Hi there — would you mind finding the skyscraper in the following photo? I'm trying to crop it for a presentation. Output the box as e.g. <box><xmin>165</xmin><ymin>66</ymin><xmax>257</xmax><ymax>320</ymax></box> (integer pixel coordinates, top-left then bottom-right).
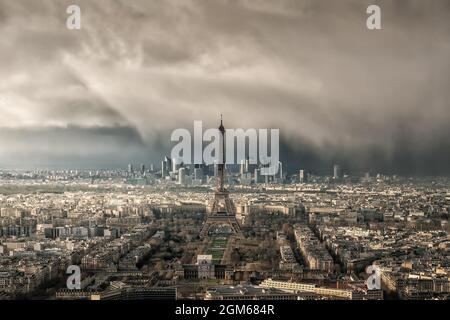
<box><xmin>179</xmin><ymin>167</ymin><xmax>186</xmax><ymax>186</ymax></box>
<box><xmin>161</xmin><ymin>156</ymin><xmax>172</xmax><ymax>178</ymax></box>
<box><xmin>161</xmin><ymin>160</ymin><xmax>166</xmax><ymax>178</ymax></box>
<box><xmin>299</xmin><ymin>170</ymin><xmax>305</xmax><ymax>183</ymax></box>
<box><xmin>278</xmin><ymin>161</ymin><xmax>283</xmax><ymax>181</ymax></box>
<box><xmin>254</xmin><ymin>168</ymin><xmax>260</xmax><ymax>184</ymax></box>
<box><xmin>172</xmin><ymin>158</ymin><xmax>180</xmax><ymax>173</ymax></box>
<box><xmin>333</xmin><ymin>164</ymin><xmax>341</xmax><ymax>179</ymax></box>
<box><xmin>240</xmin><ymin>159</ymin><xmax>245</xmax><ymax>176</ymax></box>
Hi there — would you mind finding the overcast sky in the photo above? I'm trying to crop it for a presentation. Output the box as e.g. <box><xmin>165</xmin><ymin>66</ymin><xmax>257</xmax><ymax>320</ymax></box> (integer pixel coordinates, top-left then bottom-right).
<box><xmin>0</xmin><ymin>0</ymin><xmax>449</xmax><ymax>174</ymax></box>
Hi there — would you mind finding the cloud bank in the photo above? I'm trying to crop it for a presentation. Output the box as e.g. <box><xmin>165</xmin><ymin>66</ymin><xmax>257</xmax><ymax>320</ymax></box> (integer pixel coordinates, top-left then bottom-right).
<box><xmin>0</xmin><ymin>0</ymin><xmax>449</xmax><ymax>174</ymax></box>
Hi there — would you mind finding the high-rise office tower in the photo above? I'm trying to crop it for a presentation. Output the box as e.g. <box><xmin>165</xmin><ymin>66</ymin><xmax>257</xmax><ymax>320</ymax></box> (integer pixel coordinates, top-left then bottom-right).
<box><xmin>299</xmin><ymin>170</ymin><xmax>305</xmax><ymax>183</ymax></box>
<box><xmin>254</xmin><ymin>168</ymin><xmax>260</xmax><ymax>184</ymax></box>
<box><xmin>164</xmin><ymin>156</ymin><xmax>172</xmax><ymax>167</ymax></box>
<box><xmin>161</xmin><ymin>156</ymin><xmax>172</xmax><ymax>178</ymax></box>
<box><xmin>161</xmin><ymin>160</ymin><xmax>166</xmax><ymax>178</ymax></box>
<box><xmin>172</xmin><ymin>158</ymin><xmax>180</xmax><ymax>173</ymax></box>
<box><xmin>278</xmin><ymin>161</ymin><xmax>283</xmax><ymax>181</ymax></box>
<box><xmin>245</xmin><ymin>157</ymin><xmax>250</xmax><ymax>173</ymax></box>
<box><xmin>333</xmin><ymin>164</ymin><xmax>341</xmax><ymax>179</ymax></box>
<box><xmin>140</xmin><ymin>164</ymin><xmax>145</xmax><ymax>174</ymax></box>
<box><xmin>240</xmin><ymin>159</ymin><xmax>245</xmax><ymax>176</ymax></box>
<box><xmin>179</xmin><ymin>167</ymin><xmax>186</xmax><ymax>186</ymax></box>
<box><xmin>128</xmin><ymin>163</ymin><xmax>133</xmax><ymax>174</ymax></box>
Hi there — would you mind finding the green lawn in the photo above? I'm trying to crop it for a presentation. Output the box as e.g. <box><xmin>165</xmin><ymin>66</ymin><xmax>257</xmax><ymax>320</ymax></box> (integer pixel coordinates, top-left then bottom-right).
<box><xmin>206</xmin><ymin>236</ymin><xmax>229</xmax><ymax>263</ymax></box>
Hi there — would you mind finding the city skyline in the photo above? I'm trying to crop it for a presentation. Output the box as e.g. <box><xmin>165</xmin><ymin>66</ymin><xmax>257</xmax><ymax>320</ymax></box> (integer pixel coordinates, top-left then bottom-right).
<box><xmin>0</xmin><ymin>0</ymin><xmax>450</xmax><ymax>175</ymax></box>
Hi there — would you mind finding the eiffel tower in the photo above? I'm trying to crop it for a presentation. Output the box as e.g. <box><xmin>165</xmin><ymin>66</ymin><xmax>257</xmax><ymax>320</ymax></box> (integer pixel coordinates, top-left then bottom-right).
<box><xmin>199</xmin><ymin>116</ymin><xmax>243</xmax><ymax>238</ymax></box>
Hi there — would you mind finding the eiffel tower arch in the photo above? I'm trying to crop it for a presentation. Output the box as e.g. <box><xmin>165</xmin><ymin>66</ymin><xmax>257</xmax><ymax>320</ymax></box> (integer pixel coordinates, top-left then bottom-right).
<box><xmin>199</xmin><ymin>191</ymin><xmax>243</xmax><ymax>238</ymax></box>
<box><xmin>199</xmin><ymin>116</ymin><xmax>243</xmax><ymax>239</ymax></box>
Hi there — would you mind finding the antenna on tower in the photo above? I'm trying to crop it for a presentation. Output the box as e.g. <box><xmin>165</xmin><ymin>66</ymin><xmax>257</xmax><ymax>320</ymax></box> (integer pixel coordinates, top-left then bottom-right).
<box><xmin>218</xmin><ymin>114</ymin><xmax>225</xmax><ymax>133</ymax></box>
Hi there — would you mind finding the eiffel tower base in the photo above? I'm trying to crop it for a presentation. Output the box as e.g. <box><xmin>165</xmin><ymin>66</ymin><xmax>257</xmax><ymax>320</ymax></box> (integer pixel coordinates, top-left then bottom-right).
<box><xmin>199</xmin><ymin>214</ymin><xmax>242</xmax><ymax>238</ymax></box>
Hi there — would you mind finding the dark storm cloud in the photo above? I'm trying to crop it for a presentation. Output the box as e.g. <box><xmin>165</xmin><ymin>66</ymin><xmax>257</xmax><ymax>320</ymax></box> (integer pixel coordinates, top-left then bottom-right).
<box><xmin>0</xmin><ymin>0</ymin><xmax>449</xmax><ymax>174</ymax></box>
<box><xmin>0</xmin><ymin>125</ymin><xmax>157</xmax><ymax>169</ymax></box>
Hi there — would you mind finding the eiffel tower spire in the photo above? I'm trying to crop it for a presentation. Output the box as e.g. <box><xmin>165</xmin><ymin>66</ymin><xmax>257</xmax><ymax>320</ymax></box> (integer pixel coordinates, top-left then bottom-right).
<box><xmin>217</xmin><ymin>115</ymin><xmax>226</xmax><ymax>192</ymax></box>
